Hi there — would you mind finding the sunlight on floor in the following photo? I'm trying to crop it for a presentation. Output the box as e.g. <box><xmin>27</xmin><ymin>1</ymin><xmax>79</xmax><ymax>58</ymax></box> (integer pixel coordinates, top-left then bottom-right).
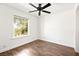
<box><xmin>15</xmin><ymin>48</ymin><xmax>33</xmax><ymax>56</ymax></box>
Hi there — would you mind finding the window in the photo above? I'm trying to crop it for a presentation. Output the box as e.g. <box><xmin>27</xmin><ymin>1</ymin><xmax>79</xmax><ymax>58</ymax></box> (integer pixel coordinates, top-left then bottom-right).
<box><xmin>13</xmin><ymin>15</ymin><xmax>28</xmax><ymax>38</ymax></box>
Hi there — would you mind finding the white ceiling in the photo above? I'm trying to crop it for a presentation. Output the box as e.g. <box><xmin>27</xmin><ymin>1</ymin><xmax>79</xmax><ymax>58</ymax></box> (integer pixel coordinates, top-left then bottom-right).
<box><xmin>6</xmin><ymin>3</ymin><xmax>76</xmax><ymax>17</ymax></box>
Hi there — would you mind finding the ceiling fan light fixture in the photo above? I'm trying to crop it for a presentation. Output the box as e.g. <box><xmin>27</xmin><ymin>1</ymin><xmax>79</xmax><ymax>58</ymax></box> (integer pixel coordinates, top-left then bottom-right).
<box><xmin>29</xmin><ymin>3</ymin><xmax>51</xmax><ymax>16</ymax></box>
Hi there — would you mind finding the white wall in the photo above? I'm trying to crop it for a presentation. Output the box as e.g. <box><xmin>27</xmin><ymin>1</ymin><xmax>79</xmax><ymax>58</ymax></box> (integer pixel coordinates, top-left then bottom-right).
<box><xmin>40</xmin><ymin>9</ymin><xmax>75</xmax><ymax>48</ymax></box>
<box><xmin>76</xmin><ymin>5</ymin><xmax>79</xmax><ymax>52</ymax></box>
<box><xmin>0</xmin><ymin>4</ymin><xmax>38</xmax><ymax>53</ymax></box>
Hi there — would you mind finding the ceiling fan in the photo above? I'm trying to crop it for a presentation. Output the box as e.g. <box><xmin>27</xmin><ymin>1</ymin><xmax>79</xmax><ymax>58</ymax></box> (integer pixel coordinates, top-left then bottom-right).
<box><xmin>29</xmin><ymin>3</ymin><xmax>51</xmax><ymax>16</ymax></box>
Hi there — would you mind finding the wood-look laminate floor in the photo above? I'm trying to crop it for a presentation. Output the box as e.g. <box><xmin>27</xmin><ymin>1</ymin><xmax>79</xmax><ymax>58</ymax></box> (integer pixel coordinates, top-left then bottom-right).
<box><xmin>0</xmin><ymin>40</ymin><xmax>78</xmax><ymax>56</ymax></box>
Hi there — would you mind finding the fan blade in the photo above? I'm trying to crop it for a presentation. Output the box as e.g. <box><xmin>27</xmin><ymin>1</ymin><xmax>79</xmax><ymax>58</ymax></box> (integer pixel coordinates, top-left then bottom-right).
<box><xmin>29</xmin><ymin>3</ymin><xmax>38</xmax><ymax>9</ymax></box>
<box><xmin>38</xmin><ymin>11</ymin><xmax>41</xmax><ymax>16</ymax></box>
<box><xmin>42</xmin><ymin>10</ymin><xmax>51</xmax><ymax>14</ymax></box>
<box><xmin>42</xmin><ymin>3</ymin><xmax>51</xmax><ymax>9</ymax></box>
<box><xmin>29</xmin><ymin>10</ymin><xmax>38</xmax><ymax>13</ymax></box>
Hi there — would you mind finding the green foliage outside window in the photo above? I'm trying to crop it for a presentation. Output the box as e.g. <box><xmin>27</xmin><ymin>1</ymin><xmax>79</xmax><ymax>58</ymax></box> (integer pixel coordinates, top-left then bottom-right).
<box><xmin>14</xmin><ymin>15</ymin><xmax>28</xmax><ymax>37</ymax></box>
